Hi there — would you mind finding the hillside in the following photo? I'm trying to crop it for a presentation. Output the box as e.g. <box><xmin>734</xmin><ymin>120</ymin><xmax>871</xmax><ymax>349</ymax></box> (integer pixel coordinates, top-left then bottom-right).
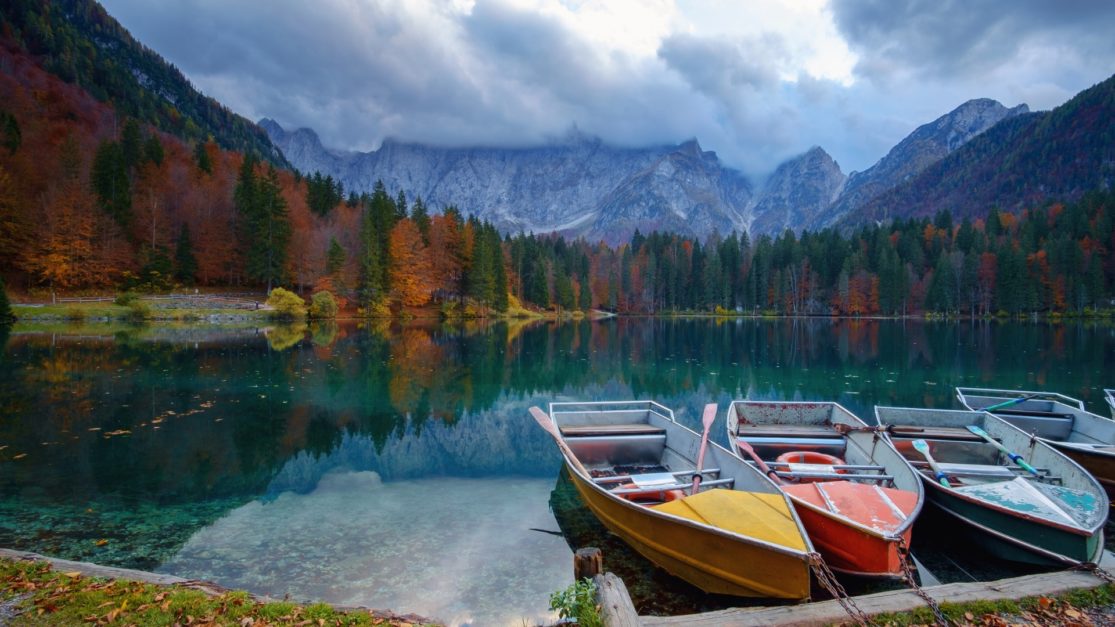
<box><xmin>848</xmin><ymin>74</ymin><xmax>1115</xmax><ymax>224</ymax></box>
<box><xmin>0</xmin><ymin>0</ymin><xmax>285</xmax><ymax>165</ymax></box>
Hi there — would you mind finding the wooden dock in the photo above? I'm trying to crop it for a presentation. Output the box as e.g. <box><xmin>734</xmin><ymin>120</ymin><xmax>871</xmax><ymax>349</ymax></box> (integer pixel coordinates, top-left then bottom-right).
<box><xmin>594</xmin><ymin>566</ymin><xmax>1114</xmax><ymax>626</ymax></box>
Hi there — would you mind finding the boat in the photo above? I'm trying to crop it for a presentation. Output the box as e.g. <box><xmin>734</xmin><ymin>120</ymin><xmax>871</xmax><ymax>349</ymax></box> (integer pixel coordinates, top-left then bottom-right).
<box><xmin>875</xmin><ymin>406</ymin><xmax>1108</xmax><ymax>567</ymax></box>
<box><xmin>530</xmin><ymin>401</ymin><xmax>814</xmax><ymax>599</ymax></box>
<box><xmin>956</xmin><ymin>387</ymin><xmax>1115</xmax><ymax>496</ymax></box>
<box><xmin>725</xmin><ymin>401</ymin><xmax>924</xmax><ymax>578</ymax></box>
<box><xmin>1105</xmin><ymin>389</ymin><xmax>1115</xmax><ymax>419</ymax></box>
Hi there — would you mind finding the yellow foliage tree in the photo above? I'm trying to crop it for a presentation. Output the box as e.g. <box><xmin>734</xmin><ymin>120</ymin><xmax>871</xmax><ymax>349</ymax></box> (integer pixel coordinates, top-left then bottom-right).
<box><xmin>389</xmin><ymin>218</ymin><xmax>434</xmax><ymax>306</ymax></box>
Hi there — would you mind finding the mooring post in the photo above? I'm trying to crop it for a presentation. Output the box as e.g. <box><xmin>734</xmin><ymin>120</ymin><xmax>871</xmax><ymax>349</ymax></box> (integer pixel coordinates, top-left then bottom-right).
<box><xmin>574</xmin><ymin>547</ymin><xmax>603</xmax><ymax>580</ymax></box>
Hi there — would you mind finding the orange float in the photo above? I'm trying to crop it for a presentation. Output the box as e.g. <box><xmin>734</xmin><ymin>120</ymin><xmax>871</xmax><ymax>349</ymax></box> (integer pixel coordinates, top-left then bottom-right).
<box><xmin>615</xmin><ymin>482</ymin><xmax>685</xmax><ymax>504</ymax></box>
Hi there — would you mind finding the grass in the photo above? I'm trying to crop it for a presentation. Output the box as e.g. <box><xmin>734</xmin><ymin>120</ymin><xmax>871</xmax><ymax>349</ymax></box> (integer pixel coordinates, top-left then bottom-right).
<box><xmin>0</xmin><ymin>557</ymin><xmax>436</xmax><ymax>626</ymax></box>
<box><xmin>869</xmin><ymin>582</ymin><xmax>1115</xmax><ymax>626</ymax></box>
<box><xmin>13</xmin><ymin>303</ymin><xmax>271</xmax><ymax>322</ymax></box>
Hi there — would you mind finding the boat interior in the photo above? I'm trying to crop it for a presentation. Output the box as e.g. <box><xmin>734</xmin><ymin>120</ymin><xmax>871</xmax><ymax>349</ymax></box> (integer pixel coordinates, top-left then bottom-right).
<box><xmin>729</xmin><ymin>402</ymin><xmax>902</xmax><ymax>488</ymax></box>
<box><xmin>956</xmin><ymin>388</ymin><xmax>1114</xmax><ymax>446</ymax></box>
<box><xmin>875</xmin><ymin>406</ymin><xmax>1107</xmax><ymax>530</ymax></box>
<box><xmin>553</xmin><ymin>402</ymin><xmax>736</xmax><ymax>505</ymax></box>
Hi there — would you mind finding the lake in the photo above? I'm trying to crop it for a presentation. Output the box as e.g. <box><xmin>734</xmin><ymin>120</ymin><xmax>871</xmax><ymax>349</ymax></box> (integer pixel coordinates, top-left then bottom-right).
<box><xmin>1</xmin><ymin>318</ymin><xmax>1113</xmax><ymax>625</ymax></box>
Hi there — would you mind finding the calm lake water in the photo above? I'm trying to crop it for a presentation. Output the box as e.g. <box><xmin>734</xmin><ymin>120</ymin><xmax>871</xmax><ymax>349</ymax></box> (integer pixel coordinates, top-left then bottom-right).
<box><xmin>1</xmin><ymin>318</ymin><xmax>1114</xmax><ymax>624</ymax></box>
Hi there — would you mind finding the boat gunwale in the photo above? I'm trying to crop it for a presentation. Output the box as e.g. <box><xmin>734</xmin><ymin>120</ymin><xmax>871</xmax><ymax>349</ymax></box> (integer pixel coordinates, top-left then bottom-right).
<box><xmin>725</xmin><ymin>400</ymin><xmax>924</xmax><ymax>539</ymax></box>
<box><xmin>874</xmin><ymin>405</ymin><xmax>1108</xmax><ymax>537</ymax></box>
<box><xmin>955</xmin><ymin>388</ymin><xmax>1115</xmax><ymax>459</ymax></box>
<box><xmin>955</xmin><ymin>387</ymin><xmax>1087</xmax><ymax>412</ymax></box>
<box><xmin>549</xmin><ymin>401</ymin><xmax>815</xmax><ymax>563</ymax></box>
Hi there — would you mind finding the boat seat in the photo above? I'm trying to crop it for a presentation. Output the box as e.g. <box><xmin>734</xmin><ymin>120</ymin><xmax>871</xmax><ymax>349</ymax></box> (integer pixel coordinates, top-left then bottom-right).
<box><xmin>735</xmin><ymin>424</ymin><xmax>839</xmax><ymax>439</ymax></box>
<box><xmin>886</xmin><ymin>426</ymin><xmax>983</xmax><ymax>441</ymax></box>
<box><xmin>561</xmin><ymin>424</ymin><xmax>666</xmax><ymax>437</ymax></box>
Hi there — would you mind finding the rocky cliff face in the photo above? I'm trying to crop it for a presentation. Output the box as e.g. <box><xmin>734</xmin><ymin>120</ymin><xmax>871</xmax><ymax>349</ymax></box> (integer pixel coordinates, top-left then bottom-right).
<box><xmin>808</xmin><ymin>99</ymin><xmax>1029</xmax><ymax>230</ymax></box>
<box><xmin>264</xmin><ymin>96</ymin><xmax>1028</xmax><ymax>242</ymax></box>
<box><xmin>749</xmin><ymin>146</ymin><xmax>846</xmax><ymax>236</ymax></box>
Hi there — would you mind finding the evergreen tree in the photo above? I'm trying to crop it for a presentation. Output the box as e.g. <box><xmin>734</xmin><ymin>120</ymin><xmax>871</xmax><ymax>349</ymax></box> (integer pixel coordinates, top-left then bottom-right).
<box><xmin>411</xmin><ymin>197</ymin><xmax>431</xmax><ymax>243</ymax></box>
<box><xmin>143</xmin><ymin>134</ymin><xmax>164</xmax><ymax>166</ymax></box>
<box><xmin>326</xmin><ymin>237</ymin><xmax>346</xmax><ymax>275</ymax></box>
<box><xmin>247</xmin><ymin>167</ymin><xmax>291</xmax><ymax>291</ymax></box>
<box><xmin>120</xmin><ymin>118</ymin><xmax>143</xmax><ymax>171</ymax></box>
<box><xmin>1</xmin><ymin>111</ymin><xmax>20</xmax><ymax>155</ymax></box>
<box><xmin>91</xmin><ymin>140</ymin><xmax>131</xmax><ymax>228</ymax></box>
<box><xmin>554</xmin><ymin>271</ymin><xmax>575</xmax><ymax>310</ymax></box>
<box><xmin>194</xmin><ymin>140</ymin><xmax>212</xmax><ymax>174</ymax></box>
<box><xmin>578</xmin><ymin>274</ymin><xmax>592</xmax><ymax>310</ymax></box>
<box><xmin>0</xmin><ymin>274</ymin><xmax>14</xmax><ymax>323</ymax></box>
<box><xmin>174</xmin><ymin>223</ymin><xmax>198</xmax><ymax>284</ymax></box>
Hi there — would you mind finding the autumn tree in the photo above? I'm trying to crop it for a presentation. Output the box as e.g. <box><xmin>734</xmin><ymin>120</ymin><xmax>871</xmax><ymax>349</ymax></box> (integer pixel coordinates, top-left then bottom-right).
<box><xmin>389</xmin><ymin>218</ymin><xmax>434</xmax><ymax>306</ymax></box>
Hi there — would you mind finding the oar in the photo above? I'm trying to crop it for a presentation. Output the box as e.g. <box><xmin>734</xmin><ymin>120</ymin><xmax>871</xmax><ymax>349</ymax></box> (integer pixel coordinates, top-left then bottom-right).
<box><xmin>734</xmin><ymin>438</ymin><xmax>785</xmax><ymax>485</ymax></box>
<box><xmin>529</xmin><ymin>406</ymin><xmax>589</xmax><ymax>477</ymax></box>
<box><xmin>966</xmin><ymin>425</ymin><xmax>1041</xmax><ymax>477</ymax></box>
<box><xmin>911</xmin><ymin>439</ymin><xmax>951</xmax><ymax>487</ymax></box>
<box><xmin>691</xmin><ymin>404</ymin><xmax>717</xmax><ymax>494</ymax></box>
<box><xmin>978</xmin><ymin>393</ymin><xmax>1040</xmax><ymax>413</ymax></box>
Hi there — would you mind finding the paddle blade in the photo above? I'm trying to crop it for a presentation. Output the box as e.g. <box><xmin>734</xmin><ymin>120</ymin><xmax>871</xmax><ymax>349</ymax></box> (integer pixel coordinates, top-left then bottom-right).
<box><xmin>911</xmin><ymin>439</ymin><xmax>931</xmax><ymax>456</ymax></box>
<box><xmin>966</xmin><ymin>425</ymin><xmax>990</xmax><ymax>439</ymax></box>
<box><xmin>735</xmin><ymin>438</ymin><xmax>784</xmax><ymax>485</ymax></box>
<box><xmin>529</xmin><ymin>406</ymin><xmax>559</xmax><ymax>437</ymax></box>
<box><xmin>701</xmin><ymin>403</ymin><xmax>717</xmax><ymax>430</ymax></box>
<box><xmin>912</xmin><ymin>439</ymin><xmax>951</xmax><ymax>487</ymax></box>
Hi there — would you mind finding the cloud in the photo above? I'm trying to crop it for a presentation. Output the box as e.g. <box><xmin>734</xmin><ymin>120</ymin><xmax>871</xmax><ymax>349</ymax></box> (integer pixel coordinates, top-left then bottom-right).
<box><xmin>98</xmin><ymin>0</ymin><xmax>1115</xmax><ymax>177</ymax></box>
<box><xmin>831</xmin><ymin>0</ymin><xmax>1115</xmax><ymax>82</ymax></box>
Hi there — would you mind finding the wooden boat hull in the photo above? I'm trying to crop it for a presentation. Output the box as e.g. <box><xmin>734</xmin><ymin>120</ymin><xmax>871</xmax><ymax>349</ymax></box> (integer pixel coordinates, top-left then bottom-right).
<box><xmin>1049</xmin><ymin>443</ymin><xmax>1115</xmax><ymax>498</ymax></box>
<box><xmin>925</xmin><ymin>483</ymin><xmax>1103</xmax><ymax>566</ymax></box>
<box><xmin>786</xmin><ymin>498</ymin><xmax>911</xmax><ymax>577</ymax></box>
<box><xmin>567</xmin><ymin>461</ymin><xmax>812</xmax><ymax>599</ymax></box>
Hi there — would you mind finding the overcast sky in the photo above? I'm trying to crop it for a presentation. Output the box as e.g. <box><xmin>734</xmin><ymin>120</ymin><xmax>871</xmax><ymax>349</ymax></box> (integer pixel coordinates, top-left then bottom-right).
<box><xmin>100</xmin><ymin>0</ymin><xmax>1115</xmax><ymax>177</ymax></box>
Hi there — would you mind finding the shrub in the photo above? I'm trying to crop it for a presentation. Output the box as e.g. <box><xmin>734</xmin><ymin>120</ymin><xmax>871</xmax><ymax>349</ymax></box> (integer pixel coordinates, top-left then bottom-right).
<box><xmin>308</xmin><ymin>291</ymin><xmax>338</xmax><ymax>319</ymax></box>
<box><xmin>549</xmin><ymin>578</ymin><xmax>602</xmax><ymax>627</ymax></box>
<box><xmin>266</xmin><ymin>288</ymin><xmax>307</xmax><ymax>320</ymax></box>
<box><xmin>127</xmin><ymin>300</ymin><xmax>151</xmax><ymax>320</ymax></box>
<box><xmin>114</xmin><ymin>291</ymin><xmax>139</xmax><ymax>306</ymax></box>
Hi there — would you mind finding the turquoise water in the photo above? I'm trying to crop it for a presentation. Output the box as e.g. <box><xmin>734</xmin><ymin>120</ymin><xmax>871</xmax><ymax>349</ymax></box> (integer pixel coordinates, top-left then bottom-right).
<box><xmin>0</xmin><ymin>318</ymin><xmax>1113</xmax><ymax>624</ymax></box>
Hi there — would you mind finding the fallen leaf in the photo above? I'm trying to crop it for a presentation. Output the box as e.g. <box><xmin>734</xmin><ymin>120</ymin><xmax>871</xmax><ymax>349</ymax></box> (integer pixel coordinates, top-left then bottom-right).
<box><xmin>1064</xmin><ymin>608</ymin><xmax>1082</xmax><ymax>619</ymax></box>
<box><xmin>63</xmin><ymin>571</ymin><xmax>82</xmax><ymax>578</ymax></box>
<box><xmin>13</xmin><ymin>453</ymin><xmax>26</xmax><ymax>460</ymax></box>
<box><xmin>965</xmin><ymin>612</ymin><xmax>974</xmax><ymax>620</ymax></box>
<box><xmin>95</xmin><ymin>539</ymin><xmax>108</xmax><ymax>546</ymax></box>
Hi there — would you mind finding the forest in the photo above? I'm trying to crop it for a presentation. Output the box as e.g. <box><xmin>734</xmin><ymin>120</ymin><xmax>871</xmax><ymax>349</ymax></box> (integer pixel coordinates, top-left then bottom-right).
<box><xmin>0</xmin><ymin>19</ymin><xmax>1112</xmax><ymax>318</ymax></box>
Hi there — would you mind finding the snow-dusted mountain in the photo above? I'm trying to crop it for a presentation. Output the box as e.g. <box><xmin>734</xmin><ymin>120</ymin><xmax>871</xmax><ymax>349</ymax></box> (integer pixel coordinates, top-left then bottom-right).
<box><xmin>262</xmin><ymin>96</ymin><xmax>1027</xmax><ymax>243</ymax></box>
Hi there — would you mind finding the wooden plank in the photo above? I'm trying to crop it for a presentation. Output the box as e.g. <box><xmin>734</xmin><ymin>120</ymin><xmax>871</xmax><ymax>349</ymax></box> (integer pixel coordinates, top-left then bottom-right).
<box><xmin>561</xmin><ymin>424</ymin><xmax>666</xmax><ymax>436</ymax></box>
<box><xmin>595</xmin><ymin>572</ymin><xmax>641</xmax><ymax>627</ymax></box>
<box><xmin>638</xmin><ymin>569</ymin><xmax>1108</xmax><ymax>626</ymax></box>
<box><xmin>734</xmin><ymin>425</ymin><xmax>838</xmax><ymax>439</ymax></box>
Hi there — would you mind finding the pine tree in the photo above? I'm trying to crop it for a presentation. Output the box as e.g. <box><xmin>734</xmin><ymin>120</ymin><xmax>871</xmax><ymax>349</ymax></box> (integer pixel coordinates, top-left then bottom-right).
<box><xmin>120</xmin><ymin>118</ymin><xmax>143</xmax><ymax>171</ymax></box>
<box><xmin>578</xmin><ymin>274</ymin><xmax>592</xmax><ymax>310</ymax></box>
<box><xmin>91</xmin><ymin>140</ymin><xmax>131</xmax><ymax>228</ymax></box>
<box><xmin>143</xmin><ymin>135</ymin><xmax>164</xmax><ymax>166</ymax></box>
<box><xmin>246</xmin><ymin>167</ymin><xmax>291</xmax><ymax>291</ymax></box>
<box><xmin>194</xmin><ymin>141</ymin><xmax>212</xmax><ymax>174</ymax></box>
<box><xmin>174</xmin><ymin>223</ymin><xmax>198</xmax><ymax>285</ymax></box>
<box><xmin>326</xmin><ymin>237</ymin><xmax>346</xmax><ymax>275</ymax></box>
<box><xmin>0</xmin><ymin>274</ymin><xmax>14</xmax><ymax>323</ymax></box>
<box><xmin>1</xmin><ymin>112</ymin><xmax>20</xmax><ymax>155</ymax></box>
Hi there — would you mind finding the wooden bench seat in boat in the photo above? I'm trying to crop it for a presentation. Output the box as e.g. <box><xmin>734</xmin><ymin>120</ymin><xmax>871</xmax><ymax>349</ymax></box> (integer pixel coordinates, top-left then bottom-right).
<box><xmin>734</xmin><ymin>424</ymin><xmax>841</xmax><ymax>439</ymax></box>
<box><xmin>560</xmin><ymin>424</ymin><xmax>666</xmax><ymax>437</ymax></box>
<box><xmin>886</xmin><ymin>425</ymin><xmax>984</xmax><ymax>441</ymax></box>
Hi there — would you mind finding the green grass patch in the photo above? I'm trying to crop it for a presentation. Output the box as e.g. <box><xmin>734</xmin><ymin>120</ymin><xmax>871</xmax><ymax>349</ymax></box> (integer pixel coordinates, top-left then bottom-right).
<box><xmin>0</xmin><ymin>557</ymin><xmax>436</xmax><ymax>625</ymax></box>
<box><xmin>869</xmin><ymin>582</ymin><xmax>1115</xmax><ymax>626</ymax></box>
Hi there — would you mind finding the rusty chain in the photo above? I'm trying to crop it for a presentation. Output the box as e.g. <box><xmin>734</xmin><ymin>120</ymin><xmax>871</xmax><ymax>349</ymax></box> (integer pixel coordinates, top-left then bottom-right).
<box><xmin>1072</xmin><ymin>561</ymin><xmax>1115</xmax><ymax>585</ymax></box>
<box><xmin>896</xmin><ymin>535</ymin><xmax>952</xmax><ymax>626</ymax></box>
<box><xmin>809</xmin><ymin>552</ymin><xmax>875</xmax><ymax>627</ymax></box>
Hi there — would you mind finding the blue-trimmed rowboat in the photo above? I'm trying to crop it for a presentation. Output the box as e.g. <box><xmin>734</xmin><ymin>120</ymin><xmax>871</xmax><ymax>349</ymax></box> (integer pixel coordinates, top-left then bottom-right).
<box><xmin>956</xmin><ymin>387</ymin><xmax>1115</xmax><ymax>497</ymax></box>
<box><xmin>1105</xmin><ymin>389</ymin><xmax>1115</xmax><ymax>420</ymax></box>
<box><xmin>875</xmin><ymin>406</ymin><xmax>1108</xmax><ymax>567</ymax></box>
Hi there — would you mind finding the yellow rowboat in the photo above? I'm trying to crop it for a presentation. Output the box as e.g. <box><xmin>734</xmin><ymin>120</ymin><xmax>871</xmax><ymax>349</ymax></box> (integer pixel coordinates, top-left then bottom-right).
<box><xmin>531</xmin><ymin>401</ymin><xmax>814</xmax><ymax>600</ymax></box>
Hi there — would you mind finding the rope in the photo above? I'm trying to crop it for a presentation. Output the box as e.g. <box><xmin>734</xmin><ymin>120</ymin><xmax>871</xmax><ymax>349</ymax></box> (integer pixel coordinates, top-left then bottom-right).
<box><xmin>896</xmin><ymin>536</ymin><xmax>951</xmax><ymax>626</ymax></box>
<box><xmin>808</xmin><ymin>552</ymin><xmax>874</xmax><ymax>627</ymax></box>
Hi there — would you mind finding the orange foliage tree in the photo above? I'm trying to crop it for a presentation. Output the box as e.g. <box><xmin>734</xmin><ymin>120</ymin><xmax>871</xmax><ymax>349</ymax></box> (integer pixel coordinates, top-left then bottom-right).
<box><xmin>388</xmin><ymin>218</ymin><xmax>434</xmax><ymax>306</ymax></box>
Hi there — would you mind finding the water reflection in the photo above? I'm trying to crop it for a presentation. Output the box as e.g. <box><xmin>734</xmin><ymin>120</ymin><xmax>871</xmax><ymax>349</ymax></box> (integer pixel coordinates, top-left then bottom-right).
<box><xmin>1</xmin><ymin>317</ymin><xmax>1113</xmax><ymax>622</ymax></box>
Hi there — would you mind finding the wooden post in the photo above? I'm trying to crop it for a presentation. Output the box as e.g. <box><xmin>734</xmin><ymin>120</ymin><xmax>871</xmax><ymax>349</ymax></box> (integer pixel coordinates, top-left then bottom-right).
<box><xmin>574</xmin><ymin>547</ymin><xmax>603</xmax><ymax>580</ymax></box>
<box><xmin>594</xmin><ymin>572</ymin><xmax>641</xmax><ymax>627</ymax></box>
